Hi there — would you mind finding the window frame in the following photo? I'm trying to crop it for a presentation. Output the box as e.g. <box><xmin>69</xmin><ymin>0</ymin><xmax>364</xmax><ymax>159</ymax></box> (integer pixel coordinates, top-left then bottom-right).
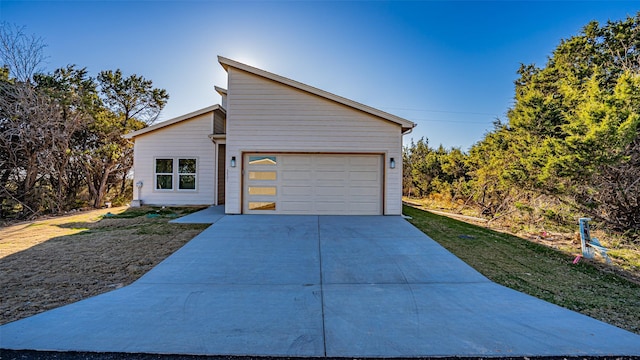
<box><xmin>154</xmin><ymin>157</ymin><xmax>198</xmax><ymax>192</ymax></box>
<box><xmin>178</xmin><ymin>158</ymin><xmax>197</xmax><ymax>191</ymax></box>
<box><xmin>155</xmin><ymin>158</ymin><xmax>174</xmax><ymax>191</ymax></box>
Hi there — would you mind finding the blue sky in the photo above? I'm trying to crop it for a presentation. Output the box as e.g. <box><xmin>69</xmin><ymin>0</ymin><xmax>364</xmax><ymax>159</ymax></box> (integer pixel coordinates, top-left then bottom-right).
<box><xmin>1</xmin><ymin>1</ymin><xmax>638</xmax><ymax>150</ymax></box>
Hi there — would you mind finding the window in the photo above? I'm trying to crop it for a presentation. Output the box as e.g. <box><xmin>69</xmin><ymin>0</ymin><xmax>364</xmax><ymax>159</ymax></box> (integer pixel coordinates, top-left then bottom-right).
<box><xmin>155</xmin><ymin>159</ymin><xmax>173</xmax><ymax>190</ymax></box>
<box><xmin>249</xmin><ymin>171</ymin><xmax>277</xmax><ymax>180</ymax></box>
<box><xmin>248</xmin><ymin>156</ymin><xmax>277</xmax><ymax>165</ymax></box>
<box><xmin>249</xmin><ymin>202</ymin><xmax>276</xmax><ymax>211</ymax></box>
<box><xmin>246</xmin><ymin>155</ymin><xmax>278</xmax><ymax>212</ymax></box>
<box><xmin>248</xmin><ymin>186</ymin><xmax>277</xmax><ymax>195</ymax></box>
<box><xmin>178</xmin><ymin>158</ymin><xmax>197</xmax><ymax>190</ymax></box>
<box><xmin>155</xmin><ymin>158</ymin><xmax>197</xmax><ymax>191</ymax></box>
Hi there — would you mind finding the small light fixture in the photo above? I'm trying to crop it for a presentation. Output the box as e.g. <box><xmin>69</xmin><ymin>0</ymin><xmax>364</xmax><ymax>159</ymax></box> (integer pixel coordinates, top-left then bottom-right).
<box><xmin>390</xmin><ymin>157</ymin><xmax>396</xmax><ymax>169</ymax></box>
<box><xmin>230</xmin><ymin>156</ymin><xmax>236</xmax><ymax>168</ymax></box>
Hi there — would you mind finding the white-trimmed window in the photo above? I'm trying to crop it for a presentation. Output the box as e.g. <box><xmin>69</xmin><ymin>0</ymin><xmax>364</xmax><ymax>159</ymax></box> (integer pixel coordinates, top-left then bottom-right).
<box><xmin>178</xmin><ymin>158</ymin><xmax>197</xmax><ymax>190</ymax></box>
<box><xmin>155</xmin><ymin>158</ymin><xmax>173</xmax><ymax>190</ymax></box>
<box><xmin>155</xmin><ymin>157</ymin><xmax>197</xmax><ymax>191</ymax></box>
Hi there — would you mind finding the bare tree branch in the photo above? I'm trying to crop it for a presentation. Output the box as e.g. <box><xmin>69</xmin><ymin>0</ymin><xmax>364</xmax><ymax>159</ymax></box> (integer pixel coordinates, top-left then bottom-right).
<box><xmin>0</xmin><ymin>23</ymin><xmax>47</xmax><ymax>82</ymax></box>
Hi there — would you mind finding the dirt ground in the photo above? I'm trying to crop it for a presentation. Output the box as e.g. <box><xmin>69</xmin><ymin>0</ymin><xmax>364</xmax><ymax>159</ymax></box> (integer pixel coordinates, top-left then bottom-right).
<box><xmin>0</xmin><ymin>207</ymin><xmax>208</xmax><ymax>325</ymax></box>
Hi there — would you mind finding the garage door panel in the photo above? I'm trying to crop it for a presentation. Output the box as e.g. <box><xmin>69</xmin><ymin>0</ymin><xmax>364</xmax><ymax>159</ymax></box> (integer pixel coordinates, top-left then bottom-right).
<box><xmin>316</xmin><ymin>171</ymin><xmax>348</xmax><ymax>181</ymax></box>
<box><xmin>280</xmin><ymin>185</ymin><xmax>312</xmax><ymax>196</ymax></box>
<box><xmin>349</xmin><ymin>156</ymin><xmax>379</xmax><ymax>165</ymax></box>
<box><xmin>281</xmin><ymin>171</ymin><xmax>312</xmax><ymax>181</ymax></box>
<box><xmin>349</xmin><ymin>163</ymin><xmax>380</xmax><ymax>170</ymax></box>
<box><xmin>350</xmin><ymin>184</ymin><xmax>378</xmax><ymax>192</ymax></box>
<box><xmin>349</xmin><ymin>171</ymin><xmax>379</xmax><ymax>181</ymax></box>
<box><xmin>280</xmin><ymin>156</ymin><xmax>310</xmax><ymax>166</ymax></box>
<box><xmin>280</xmin><ymin>201</ymin><xmax>310</xmax><ymax>212</ymax></box>
<box><xmin>318</xmin><ymin>195</ymin><xmax>349</xmax><ymax>203</ymax></box>
<box><xmin>348</xmin><ymin>202</ymin><xmax>380</xmax><ymax>212</ymax></box>
<box><xmin>316</xmin><ymin>186</ymin><xmax>347</xmax><ymax>196</ymax></box>
<box><xmin>316</xmin><ymin>202</ymin><xmax>347</xmax><ymax>212</ymax></box>
<box><xmin>281</xmin><ymin>165</ymin><xmax>311</xmax><ymax>172</ymax></box>
<box><xmin>350</xmin><ymin>186</ymin><xmax>380</xmax><ymax>196</ymax></box>
<box><xmin>316</xmin><ymin>156</ymin><xmax>347</xmax><ymax>165</ymax></box>
<box><xmin>316</xmin><ymin>164</ymin><xmax>346</xmax><ymax>171</ymax></box>
<box><xmin>244</xmin><ymin>153</ymin><xmax>382</xmax><ymax>215</ymax></box>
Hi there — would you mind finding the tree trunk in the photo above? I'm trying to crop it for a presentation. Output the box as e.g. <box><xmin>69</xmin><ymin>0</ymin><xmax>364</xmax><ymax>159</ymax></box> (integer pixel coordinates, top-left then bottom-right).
<box><xmin>92</xmin><ymin>162</ymin><xmax>115</xmax><ymax>208</ymax></box>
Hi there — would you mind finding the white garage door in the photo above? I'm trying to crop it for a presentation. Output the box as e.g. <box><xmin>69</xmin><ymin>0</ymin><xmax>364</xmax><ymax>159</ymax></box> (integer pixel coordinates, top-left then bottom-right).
<box><xmin>243</xmin><ymin>154</ymin><xmax>382</xmax><ymax>215</ymax></box>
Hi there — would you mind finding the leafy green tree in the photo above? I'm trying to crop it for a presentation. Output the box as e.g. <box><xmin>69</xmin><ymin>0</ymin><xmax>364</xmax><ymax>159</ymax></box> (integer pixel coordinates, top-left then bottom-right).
<box><xmin>403</xmin><ymin>138</ymin><xmax>471</xmax><ymax>202</ymax></box>
<box><xmin>466</xmin><ymin>123</ymin><xmax>517</xmax><ymax>217</ymax></box>
<box><xmin>403</xmin><ymin>14</ymin><xmax>640</xmax><ymax>238</ymax></box>
<box><xmin>90</xmin><ymin>70</ymin><xmax>169</xmax><ymax>206</ymax></box>
<box><xmin>474</xmin><ymin>13</ymin><xmax>640</xmax><ymax>235</ymax></box>
<box><xmin>403</xmin><ymin>138</ymin><xmax>436</xmax><ymax>197</ymax></box>
<box><xmin>0</xmin><ymin>24</ymin><xmax>169</xmax><ymax>218</ymax></box>
<box><xmin>97</xmin><ymin>69</ymin><xmax>168</xmax><ymax>126</ymax></box>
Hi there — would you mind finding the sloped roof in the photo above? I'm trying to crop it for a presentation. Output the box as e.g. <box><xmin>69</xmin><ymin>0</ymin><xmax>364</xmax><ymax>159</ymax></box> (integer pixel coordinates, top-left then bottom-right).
<box><xmin>218</xmin><ymin>56</ymin><xmax>416</xmax><ymax>133</ymax></box>
<box><xmin>214</xmin><ymin>86</ymin><xmax>227</xmax><ymax>96</ymax></box>
<box><xmin>123</xmin><ymin>104</ymin><xmax>224</xmax><ymax>139</ymax></box>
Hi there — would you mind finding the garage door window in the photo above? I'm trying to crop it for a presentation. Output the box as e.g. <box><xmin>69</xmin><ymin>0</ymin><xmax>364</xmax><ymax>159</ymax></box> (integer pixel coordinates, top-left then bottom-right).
<box><xmin>248</xmin><ymin>186</ymin><xmax>277</xmax><ymax>195</ymax></box>
<box><xmin>249</xmin><ymin>156</ymin><xmax>277</xmax><ymax>165</ymax></box>
<box><xmin>249</xmin><ymin>171</ymin><xmax>277</xmax><ymax>180</ymax></box>
<box><xmin>245</xmin><ymin>155</ymin><xmax>278</xmax><ymax>211</ymax></box>
<box><xmin>248</xmin><ymin>202</ymin><xmax>276</xmax><ymax>211</ymax></box>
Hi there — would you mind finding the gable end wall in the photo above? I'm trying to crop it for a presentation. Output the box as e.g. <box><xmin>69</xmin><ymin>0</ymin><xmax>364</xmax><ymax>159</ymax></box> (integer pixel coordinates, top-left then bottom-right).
<box><xmin>225</xmin><ymin>68</ymin><xmax>403</xmax><ymax>215</ymax></box>
<box><xmin>132</xmin><ymin>112</ymin><xmax>215</xmax><ymax>205</ymax></box>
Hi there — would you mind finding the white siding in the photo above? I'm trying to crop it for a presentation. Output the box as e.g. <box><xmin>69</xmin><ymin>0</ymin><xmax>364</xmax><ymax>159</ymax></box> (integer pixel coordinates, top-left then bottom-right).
<box><xmin>132</xmin><ymin>112</ymin><xmax>216</xmax><ymax>206</ymax></box>
<box><xmin>225</xmin><ymin>69</ymin><xmax>403</xmax><ymax>215</ymax></box>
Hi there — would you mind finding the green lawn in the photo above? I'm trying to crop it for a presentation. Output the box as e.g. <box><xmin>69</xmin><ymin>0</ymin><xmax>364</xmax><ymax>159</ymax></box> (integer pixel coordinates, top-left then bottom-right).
<box><xmin>403</xmin><ymin>205</ymin><xmax>640</xmax><ymax>335</ymax></box>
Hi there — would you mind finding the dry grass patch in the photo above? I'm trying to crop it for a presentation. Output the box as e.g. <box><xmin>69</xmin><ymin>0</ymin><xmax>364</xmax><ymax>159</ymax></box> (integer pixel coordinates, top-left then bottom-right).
<box><xmin>0</xmin><ymin>207</ymin><xmax>129</xmax><ymax>258</ymax></box>
<box><xmin>0</xmin><ymin>206</ymin><xmax>208</xmax><ymax>325</ymax></box>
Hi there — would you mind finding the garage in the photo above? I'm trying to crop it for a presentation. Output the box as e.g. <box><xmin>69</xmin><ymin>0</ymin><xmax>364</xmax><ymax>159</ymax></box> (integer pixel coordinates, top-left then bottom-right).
<box><xmin>243</xmin><ymin>154</ymin><xmax>383</xmax><ymax>215</ymax></box>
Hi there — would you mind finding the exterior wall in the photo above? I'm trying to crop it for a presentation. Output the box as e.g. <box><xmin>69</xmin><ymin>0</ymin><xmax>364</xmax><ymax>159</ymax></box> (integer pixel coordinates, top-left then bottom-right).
<box><xmin>214</xmin><ymin>111</ymin><xmax>226</xmax><ymax>134</ymax></box>
<box><xmin>225</xmin><ymin>68</ymin><xmax>403</xmax><ymax>215</ymax></box>
<box><xmin>132</xmin><ymin>112</ymin><xmax>216</xmax><ymax>206</ymax></box>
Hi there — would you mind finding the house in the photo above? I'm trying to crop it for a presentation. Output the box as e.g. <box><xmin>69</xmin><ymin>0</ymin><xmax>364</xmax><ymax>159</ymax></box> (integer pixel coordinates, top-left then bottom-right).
<box><xmin>124</xmin><ymin>56</ymin><xmax>416</xmax><ymax>215</ymax></box>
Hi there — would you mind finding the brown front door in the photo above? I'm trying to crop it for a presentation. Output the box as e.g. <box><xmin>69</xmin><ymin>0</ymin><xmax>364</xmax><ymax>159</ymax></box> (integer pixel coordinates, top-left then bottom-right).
<box><xmin>217</xmin><ymin>144</ymin><xmax>225</xmax><ymax>204</ymax></box>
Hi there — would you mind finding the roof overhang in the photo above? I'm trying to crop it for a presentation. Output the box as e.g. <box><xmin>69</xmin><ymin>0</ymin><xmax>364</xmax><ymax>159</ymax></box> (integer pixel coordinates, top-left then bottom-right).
<box><xmin>214</xmin><ymin>86</ymin><xmax>227</xmax><ymax>96</ymax></box>
<box><xmin>218</xmin><ymin>56</ymin><xmax>416</xmax><ymax>133</ymax></box>
<box><xmin>123</xmin><ymin>104</ymin><xmax>225</xmax><ymax>139</ymax></box>
<box><xmin>208</xmin><ymin>133</ymin><xmax>226</xmax><ymax>144</ymax></box>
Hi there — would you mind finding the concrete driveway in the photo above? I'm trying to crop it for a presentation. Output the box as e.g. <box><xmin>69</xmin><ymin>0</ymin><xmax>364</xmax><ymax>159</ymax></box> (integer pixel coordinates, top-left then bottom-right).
<box><xmin>2</xmin><ymin>213</ymin><xmax>640</xmax><ymax>357</ymax></box>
